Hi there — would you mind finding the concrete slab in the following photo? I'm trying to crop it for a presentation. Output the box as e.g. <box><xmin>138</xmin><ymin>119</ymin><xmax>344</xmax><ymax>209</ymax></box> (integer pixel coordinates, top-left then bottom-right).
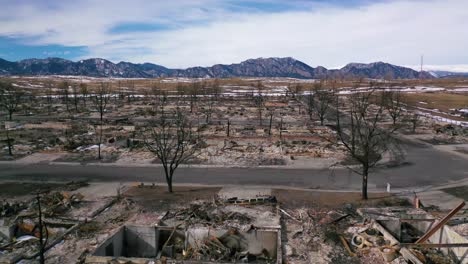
<box><xmin>14</xmin><ymin>152</ymin><xmax>66</xmax><ymax>165</ymax></box>
<box><xmin>416</xmin><ymin>190</ymin><xmax>467</xmax><ymax>210</ymax></box>
<box><xmin>218</xmin><ymin>186</ymin><xmax>272</xmax><ymax>200</ymax></box>
<box><xmin>224</xmin><ymin>205</ymin><xmax>281</xmax><ymax>228</ymax></box>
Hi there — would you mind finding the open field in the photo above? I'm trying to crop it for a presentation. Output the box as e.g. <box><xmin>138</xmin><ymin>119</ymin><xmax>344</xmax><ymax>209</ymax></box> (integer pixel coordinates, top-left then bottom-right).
<box><xmin>403</xmin><ymin>92</ymin><xmax>468</xmax><ymax>114</ymax></box>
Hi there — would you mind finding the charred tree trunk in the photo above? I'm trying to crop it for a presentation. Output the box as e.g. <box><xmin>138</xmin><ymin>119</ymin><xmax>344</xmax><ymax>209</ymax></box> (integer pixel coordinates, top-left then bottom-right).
<box><xmin>269</xmin><ymin>113</ymin><xmax>273</xmax><ymax>136</ymax></box>
<box><xmin>6</xmin><ymin>129</ymin><xmax>12</xmax><ymax>156</ymax></box>
<box><xmin>36</xmin><ymin>194</ymin><xmax>46</xmax><ymax>264</ymax></box>
<box><xmin>98</xmin><ymin>113</ymin><xmax>103</xmax><ymax>160</ymax></box>
<box><xmin>362</xmin><ymin>165</ymin><xmax>369</xmax><ymax>200</ymax></box>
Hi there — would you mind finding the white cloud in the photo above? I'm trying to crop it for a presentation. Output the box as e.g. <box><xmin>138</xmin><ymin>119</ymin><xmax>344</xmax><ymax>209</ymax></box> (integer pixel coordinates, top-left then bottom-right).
<box><xmin>1</xmin><ymin>0</ymin><xmax>468</xmax><ymax>69</ymax></box>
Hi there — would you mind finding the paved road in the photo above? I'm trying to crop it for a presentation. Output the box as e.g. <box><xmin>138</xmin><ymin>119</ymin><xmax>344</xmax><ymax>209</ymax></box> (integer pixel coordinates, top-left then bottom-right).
<box><xmin>0</xmin><ymin>139</ymin><xmax>466</xmax><ymax>191</ymax></box>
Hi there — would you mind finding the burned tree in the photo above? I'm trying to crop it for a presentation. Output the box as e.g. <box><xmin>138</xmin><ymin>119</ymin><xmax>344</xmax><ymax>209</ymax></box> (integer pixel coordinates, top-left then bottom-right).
<box><xmin>310</xmin><ymin>81</ymin><xmax>334</xmax><ymax>125</ymax></box>
<box><xmin>143</xmin><ymin>111</ymin><xmax>202</xmax><ymax>193</ymax></box>
<box><xmin>188</xmin><ymin>82</ymin><xmax>200</xmax><ymax>114</ymax></box>
<box><xmin>382</xmin><ymin>89</ymin><xmax>404</xmax><ymax>125</ymax></box>
<box><xmin>92</xmin><ymin>83</ymin><xmax>111</xmax><ymax>159</ymax></box>
<box><xmin>289</xmin><ymin>83</ymin><xmax>303</xmax><ymax>99</ymax></box>
<box><xmin>1</xmin><ymin>121</ymin><xmax>14</xmax><ymax>156</ymax></box>
<box><xmin>254</xmin><ymin>81</ymin><xmax>265</xmax><ymax>126</ymax></box>
<box><xmin>71</xmin><ymin>83</ymin><xmax>80</xmax><ymax>112</ymax></box>
<box><xmin>80</xmin><ymin>82</ymin><xmax>89</xmax><ymax>108</ymax></box>
<box><xmin>334</xmin><ymin>87</ymin><xmax>402</xmax><ymax>200</ymax></box>
<box><xmin>35</xmin><ymin>193</ymin><xmax>48</xmax><ymax>264</ymax></box>
<box><xmin>0</xmin><ymin>81</ymin><xmax>23</xmax><ymax>121</ymax></box>
<box><xmin>117</xmin><ymin>80</ymin><xmax>125</xmax><ymax>103</ymax></box>
<box><xmin>408</xmin><ymin>113</ymin><xmax>420</xmax><ymax>133</ymax></box>
<box><xmin>127</xmin><ymin>81</ymin><xmax>135</xmax><ymax>103</ymax></box>
<box><xmin>211</xmin><ymin>79</ymin><xmax>221</xmax><ymax>100</ymax></box>
<box><xmin>60</xmin><ymin>81</ymin><xmax>70</xmax><ymax>112</ymax></box>
<box><xmin>203</xmin><ymin>84</ymin><xmax>216</xmax><ymax>124</ymax></box>
<box><xmin>45</xmin><ymin>81</ymin><xmax>54</xmax><ymax>115</ymax></box>
<box><xmin>152</xmin><ymin>87</ymin><xmax>169</xmax><ymax>116</ymax></box>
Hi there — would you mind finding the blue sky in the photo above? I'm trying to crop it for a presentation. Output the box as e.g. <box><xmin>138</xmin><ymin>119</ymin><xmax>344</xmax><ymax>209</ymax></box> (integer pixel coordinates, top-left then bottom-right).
<box><xmin>0</xmin><ymin>0</ymin><xmax>467</xmax><ymax>71</ymax></box>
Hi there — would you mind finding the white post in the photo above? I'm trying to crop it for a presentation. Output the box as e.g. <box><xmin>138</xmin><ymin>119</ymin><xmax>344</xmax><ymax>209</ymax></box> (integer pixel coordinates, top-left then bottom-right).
<box><xmin>386</xmin><ymin>183</ymin><xmax>391</xmax><ymax>193</ymax></box>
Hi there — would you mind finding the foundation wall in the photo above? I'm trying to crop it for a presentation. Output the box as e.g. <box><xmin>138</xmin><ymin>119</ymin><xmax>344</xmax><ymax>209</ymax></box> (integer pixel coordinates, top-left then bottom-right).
<box><xmin>94</xmin><ymin>227</ymin><xmax>125</xmax><ymax>257</ymax></box>
<box><xmin>92</xmin><ymin>225</ymin><xmax>280</xmax><ymax>263</ymax></box>
<box><xmin>413</xmin><ymin>222</ymin><xmax>468</xmax><ymax>263</ymax></box>
<box><xmin>125</xmin><ymin>226</ymin><xmax>157</xmax><ymax>258</ymax></box>
<box><xmin>0</xmin><ymin>223</ymin><xmax>15</xmax><ymax>241</ymax></box>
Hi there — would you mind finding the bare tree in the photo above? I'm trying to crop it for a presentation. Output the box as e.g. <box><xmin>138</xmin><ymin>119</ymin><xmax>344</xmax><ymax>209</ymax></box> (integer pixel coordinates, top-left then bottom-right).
<box><xmin>60</xmin><ymin>81</ymin><xmax>70</xmax><ymax>112</ymax></box>
<box><xmin>334</xmin><ymin>86</ymin><xmax>401</xmax><ymax>199</ymax></box>
<box><xmin>143</xmin><ymin>111</ymin><xmax>202</xmax><ymax>192</ymax></box>
<box><xmin>1</xmin><ymin>122</ymin><xmax>14</xmax><ymax>156</ymax></box>
<box><xmin>35</xmin><ymin>193</ymin><xmax>48</xmax><ymax>264</ymax></box>
<box><xmin>80</xmin><ymin>82</ymin><xmax>89</xmax><ymax>108</ymax></box>
<box><xmin>382</xmin><ymin>89</ymin><xmax>404</xmax><ymax>125</ymax></box>
<box><xmin>127</xmin><ymin>81</ymin><xmax>135</xmax><ymax>103</ymax></box>
<box><xmin>0</xmin><ymin>81</ymin><xmax>23</xmax><ymax>121</ymax></box>
<box><xmin>311</xmin><ymin>81</ymin><xmax>334</xmax><ymax>125</ymax></box>
<box><xmin>45</xmin><ymin>81</ymin><xmax>54</xmax><ymax>115</ymax></box>
<box><xmin>203</xmin><ymin>85</ymin><xmax>216</xmax><ymax>124</ymax></box>
<box><xmin>226</xmin><ymin>119</ymin><xmax>231</xmax><ymax>137</ymax></box>
<box><xmin>254</xmin><ymin>81</ymin><xmax>265</xmax><ymax>125</ymax></box>
<box><xmin>408</xmin><ymin>113</ymin><xmax>420</xmax><ymax>133</ymax></box>
<box><xmin>189</xmin><ymin>82</ymin><xmax>200</xmax><ymax>114</ymax></box>
<box><xmin>289</xmin><ymin>83</ymin><xmax>303</xmax><ymax>99</ymax></box>
<box><xmin>268</xmin><ymin>111</ymin><xmax>274</xmax><ymax>136</ymax></box>
<box><xmin>117</xmin><ymin>80</ymin><xmax>125</xmax><ymax>103</ymax></box>
<box><xmin>152</xmin><ymin>87</ymin><xmax>169</xmax><ymax>116</ymax></box>
<box><xmin>175</xmin><ymin>83</ymin><xmax>187</xmax><ymax>105</ymax></box>
<box><xmin>71</xmin><ymin>83</ymin><xmax>80</xmax><ymax>112</ymax></box>
<box><xmin>92</xmin><ymin>83</ymin><xmax>111</xmax><ymax>159</ymax></box>
<box><xmin>212</xmin><ymin>79</ymin><xmax>221</xmax><ymax>100</ymax></box>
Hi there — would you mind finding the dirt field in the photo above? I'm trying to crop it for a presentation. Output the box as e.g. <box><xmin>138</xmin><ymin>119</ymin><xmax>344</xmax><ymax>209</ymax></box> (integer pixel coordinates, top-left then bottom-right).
<box><xmin>124</xmin><ymin>185</ymin><xmax>222</xmax><ymax>211</ymax></box>
<box><xmin>403</xmin><ymin>92</ymin><xmax>468</xmax><ymax>113</ymax></box>
<box><xmin>0</xmin><ymin>181</ymin><xmax>87</xmax><ymax>198</ymax></box>
<box><xmin>271</xmin><ymin>189</ymin><xmax>409</xmax><ymax>209</ymax></box>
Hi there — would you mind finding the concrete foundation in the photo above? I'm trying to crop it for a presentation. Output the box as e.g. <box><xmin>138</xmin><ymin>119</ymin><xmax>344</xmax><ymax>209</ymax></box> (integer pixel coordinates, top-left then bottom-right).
<box><xmin>358</xmin><ymin>207</ymin><xmax>468</xmax><ymax>263</ymax></box>
<box><xmin>94</xmin><ymin>226</ymin><xmax>158</xmax><ymax>258</ymax></box>
<box><xmin>0</xmin><ymin>220</ymin><xmax>15</xmax><ymax>241</ymax></box>
<box><xmin>90</xmin><ymin>225</ymin><xmax>280</xmax><ymax>263</ymax></box>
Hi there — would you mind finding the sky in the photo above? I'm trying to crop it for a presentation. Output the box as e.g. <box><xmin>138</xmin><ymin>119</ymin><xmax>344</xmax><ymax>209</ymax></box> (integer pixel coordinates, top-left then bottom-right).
<box><xmin>0</xmin><ymin>0</ymin><xmax>467</xmax><ymax>71</ymax></box>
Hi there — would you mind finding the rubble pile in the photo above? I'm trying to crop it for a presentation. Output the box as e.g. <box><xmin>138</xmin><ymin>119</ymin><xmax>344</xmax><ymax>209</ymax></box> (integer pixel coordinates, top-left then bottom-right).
<box><xmin>201</xmin><ymin>141</ymin><xmax>287</xmax><ymax>166</ymax></box>
<box><xmin>0</xmin><ymin>200</ymin><xmax>27</xmax><ymax>217</ymax></box>
<box><xmin>282</xmin><ymin>207</ymin><xmax>357</xmax><ymax>263</ymax></box>
<box><xmin>184</xmin><ymin>229</ymin><xmax>274</xmax><ymax>263</ymax></box>
<box><xmin>164</xmin><ymin>203</ymin><xmax>253</xmax><ymax>228</ymax></box>
<box><xmin>32</xmin><ymin>191</ymin><xmax>84</xmax><ymax>216</ymax></box>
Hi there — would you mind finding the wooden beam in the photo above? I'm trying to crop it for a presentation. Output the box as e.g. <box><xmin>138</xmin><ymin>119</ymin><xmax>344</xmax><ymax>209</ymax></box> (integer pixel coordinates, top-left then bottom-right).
<box><xmin>401</xmin><ymin>243</ymin><xmax>468</xmax><ymax>248</ymax></box>
<box><xmin>400</xmin><ymin>218</ymin><xmax>436</xmax><ymax>222</ymax></box>
<box><xmin>415</xmin><ymin>201</ymin><xmax>465</xmax><ymax>244</ymax></box>
<box><xmin>372</xmin><ymin>221</ymin><xmax>423</xmax><ymax>264</ymax></box>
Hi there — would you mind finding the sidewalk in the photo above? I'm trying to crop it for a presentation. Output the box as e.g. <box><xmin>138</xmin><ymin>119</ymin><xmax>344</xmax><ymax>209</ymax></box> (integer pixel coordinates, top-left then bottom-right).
<box><xmin>401</xmin><ymin>177</ymin><xmax>468</xmax><ymax>210</ymax></box>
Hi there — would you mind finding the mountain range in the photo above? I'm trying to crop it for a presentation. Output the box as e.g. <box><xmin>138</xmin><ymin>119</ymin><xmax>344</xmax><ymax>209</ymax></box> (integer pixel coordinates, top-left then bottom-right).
<box><xmin>428</xmin><ymin>70</ymin><xmax>468</xmax><ymax>78</ymax></box>
<box><xmin>0</xmin><ymin>57</ymin><xmax>434</xmax><ymax>79</ymax></box>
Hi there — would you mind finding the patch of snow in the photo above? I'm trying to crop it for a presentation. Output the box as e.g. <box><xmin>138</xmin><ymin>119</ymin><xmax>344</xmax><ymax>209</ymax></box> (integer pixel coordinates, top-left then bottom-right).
<box><xmin>76</xmin><ymin>144</ymin><xmax>105</xmax><ymax>151</ymax></box>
